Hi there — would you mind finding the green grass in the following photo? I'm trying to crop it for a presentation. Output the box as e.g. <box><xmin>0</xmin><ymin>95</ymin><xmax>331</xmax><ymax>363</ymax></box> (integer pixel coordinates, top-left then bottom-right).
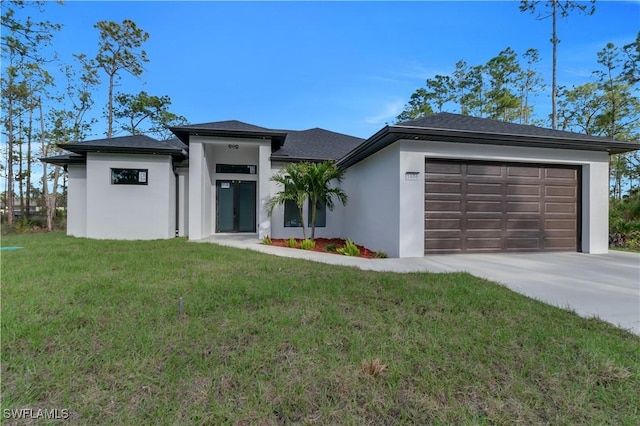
<box><xmin>2</xmin><ymin>233</ymin><xmax>639</xmax><ymax>425</ymax></box>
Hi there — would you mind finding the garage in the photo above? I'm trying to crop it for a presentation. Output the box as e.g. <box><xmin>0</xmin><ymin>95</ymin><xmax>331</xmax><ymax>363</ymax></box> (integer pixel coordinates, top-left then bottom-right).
<box><xmin>425</xmin><ymin>159</ymin><xmax>580</xmax><ymax>254</ymax></box>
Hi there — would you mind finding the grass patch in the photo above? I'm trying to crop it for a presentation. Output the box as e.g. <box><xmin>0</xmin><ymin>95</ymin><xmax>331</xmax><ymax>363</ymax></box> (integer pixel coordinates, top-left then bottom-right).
<box><xmin>2</xmin><ymin>232</ymin><xmax>639</xmax><ymax>424</ymax></box>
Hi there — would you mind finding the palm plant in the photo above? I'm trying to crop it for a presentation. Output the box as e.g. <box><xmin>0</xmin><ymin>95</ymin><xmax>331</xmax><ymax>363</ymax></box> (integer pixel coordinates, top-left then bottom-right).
<box><xmin>305</xmin><ymin>161</ymin><xmax>348</xmax><ymax>240</ymax></box>
<box><xmin>266</xmin><ymin>161</ymin><xmax>348</xmax><ymax>240</ymax></box>
<box><xmin>266</xmin><ymin>162</ymin><xmax>310</xmax><ymax>239</ymax></box>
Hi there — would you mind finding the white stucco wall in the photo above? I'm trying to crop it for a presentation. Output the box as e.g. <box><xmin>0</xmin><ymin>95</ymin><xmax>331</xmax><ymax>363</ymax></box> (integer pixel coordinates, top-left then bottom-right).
<box><xmin>85</xmin><ymin>153</ymin><xmax>176</xmax><ymax>240</ymax></box>
<box><xmin>342</xmin><ymin>144</ymin><xmax>401</xmax><ymax>257</ymax></box>
<box><xmin>66</xmin><ymin>165</ymin><xmax>87</xmax><ymax>238</ymax></box>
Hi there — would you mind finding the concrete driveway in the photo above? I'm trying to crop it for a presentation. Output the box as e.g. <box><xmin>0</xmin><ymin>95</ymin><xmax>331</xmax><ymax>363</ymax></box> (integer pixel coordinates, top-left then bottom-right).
<box><xmin>200</xmin><ymin>236</ymin><xmax>640</xmax><ymax>335</ymax></box>
<box><xmin>403</xmin><ymin>251</ymin><xmax>640</xmax><ymax>335</ymax></box>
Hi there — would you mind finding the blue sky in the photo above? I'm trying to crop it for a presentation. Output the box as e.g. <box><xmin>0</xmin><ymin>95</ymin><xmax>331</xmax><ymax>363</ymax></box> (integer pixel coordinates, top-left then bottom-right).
<box><xmin>10</xmin><ymin>1</ymin><xmax>640</xmax><ymax>139</ymax></box>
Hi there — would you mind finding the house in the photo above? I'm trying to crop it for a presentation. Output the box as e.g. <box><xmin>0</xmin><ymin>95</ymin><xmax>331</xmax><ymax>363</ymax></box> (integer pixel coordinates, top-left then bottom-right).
<box><xmin>42</xmin><ymin>112</ymin><xmax>638</xmax><ymax>257</ymax></box>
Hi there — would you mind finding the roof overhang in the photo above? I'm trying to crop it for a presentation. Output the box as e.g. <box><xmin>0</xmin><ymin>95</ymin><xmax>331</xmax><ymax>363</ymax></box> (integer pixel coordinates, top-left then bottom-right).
<box><xmin>58</xmin><ymin>143</ymin><xmax>186</xmax><ymax>157</ymax></box>
<box><xmin>337</xmin><ymin>125</ymin><xmax>640</xmax><ymax>168</ymax></box>
<box><xmin>40</xmin><ymin>153</ymin><xmax>86</xmax><ymax>166</ymax></box>
<box><xmin>169</xmin><ymin>126</ymin><xmax>288</xmax><ymax>150</ymax></box>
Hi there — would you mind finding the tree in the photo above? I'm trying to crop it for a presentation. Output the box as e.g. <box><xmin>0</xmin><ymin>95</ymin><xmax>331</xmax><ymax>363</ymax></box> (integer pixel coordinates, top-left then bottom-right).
<box><xmin>1</xmin><ymin>1</ymin><xmax>61</xmax><ymax>224</ymax></box>
<box><xmin>113</xmin><ymin>91</ymin><xmax>187</xmax><ymax>139</ymax></box>
<box><xmin>518</xmin><ymin>48</ymin><xmax>545</xmax><ymax>124</ymax></box>
<box><xmin>94</xmin><ymin>19</ymin><xmax>149</xmax><ymax>138</ymax></box>
<box><xmin>303</xmin><ymin>161</ymin><xmax>348</xmax><ymax>240</ymax></box>
<box><xmin>396</xmin><ymin>88</ymin><xmax>434</xmax><ymax>121</ymax></box>
<box><xmin>266</xmin><ymin>162</ymin><xmax>311</xmax><ymax>239</ymax></box>
<box><xmin>519</xmin><ymin>0</ymin><xmax>596</xmax><ymax>129</ymax></box>
<box><xmin>484</xmin><ymin>47</ymin><xmax>521</xmax><ymax>121</ymax></box>
<box><xmin>266</xmin><ymin>161</ymin><xmax>348</xmax><ymax>240</ymax></box>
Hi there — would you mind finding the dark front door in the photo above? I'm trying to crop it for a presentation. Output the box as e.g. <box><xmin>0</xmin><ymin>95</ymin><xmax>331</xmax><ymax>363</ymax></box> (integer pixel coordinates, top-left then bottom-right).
<box><xmin>216</xmin><ymin>180</ymin><xmax>256</xmax><ymax>233</ymax></box>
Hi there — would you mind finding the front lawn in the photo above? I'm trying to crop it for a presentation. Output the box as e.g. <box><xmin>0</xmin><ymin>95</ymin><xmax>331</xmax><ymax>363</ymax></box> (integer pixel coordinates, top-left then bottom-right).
<box><xmin>1</xmin><ymin>233</ymin><xmax>638</xmax><ymax>424</ymax></box>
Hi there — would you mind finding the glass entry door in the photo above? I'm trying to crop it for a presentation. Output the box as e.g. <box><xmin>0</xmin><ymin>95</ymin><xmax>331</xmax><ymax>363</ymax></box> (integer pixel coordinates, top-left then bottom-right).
<box><xmin>216</xmin><ymin>181</ymin><xmax>256</xmax><ymax>233</ymax></box>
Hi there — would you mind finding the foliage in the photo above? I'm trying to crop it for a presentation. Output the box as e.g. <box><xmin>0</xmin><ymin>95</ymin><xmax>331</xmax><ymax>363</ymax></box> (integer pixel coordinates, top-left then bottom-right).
<box><xmin>287</xmin><ymin>237</ymin><xmax>297</xmax><ymax>248</ymax></box>
<box><xmin>610</xmin><ymin>188</ymin><xmax>640</xmax><ymax>249</ymax></box>
<box><xmin>267</xmin><ymin>161</ymin><xmax>348</xmax><ymax>240</ymax></box>
<box><xmin>374</xmin><ymin>251</ymin><xmax>389</xmax><ymax>259</ymax></box>
<box><xmin>2</xmin><ymin>233</ymin><xmax>639</xmax><ymax>424</ymax></box>
<box><xmin>94</xmin><ymin>19</ymin><xmax>149</xmax><ymax>138</ymax></box>
<box><xmin>519</xmin><ymin>0</ymin><xmax>596</xmax><ymax>129</ymax></box>
<box><xmin>337</xmin><ymin>239</ymin><xmax>360</xmax><ymax>256</ymax></box>
<box><xmin>304</xmin><ymin>161</ymin><xmax>348</xmax><ymax>240</ymax></box>
<box><xmin>300</xmin><ymin>239</ymin><xmax>316</xmax><ymax>250</ymax></box>
<box><xmin>261</xmin><ymin>235</ymin><xmax>272</xmax><ymax>245</ymax></box>
<box><xmin>326</xmin><ymin>243</ymin><xmax>337</xmax><ymax>252</ymax></box>
<box><xmin>397</xmin><ymin>47</ymin><xmax>544</xmax><ymax>124</ymax></box>
<box><xmin>266</xmin><ymin>163</ymin><xmax>310</xmax><ymax>238</ymax></box>
<box><xmin>113</xmin><ymin>90</ymin><xmax>187</xmax><ymax>139</ymax></box>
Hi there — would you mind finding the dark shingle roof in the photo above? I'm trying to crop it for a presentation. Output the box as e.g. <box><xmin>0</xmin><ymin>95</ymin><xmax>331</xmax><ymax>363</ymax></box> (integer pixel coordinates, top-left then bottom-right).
<box><xmin>39</xmin><ymin>153</ymin><xmax>85</xmax><ymax>166</ymax></box>
<box><xmin>397</xmin><ymin>113</ymin><xmax>623</xmax><ymax>143</ymax></box>
<box><xmin>338</xmin><ymin>112</ymin><xmax>639</xmax><ymax>168</ymax></box>
<box><xmin>59</xmin><ymin>134</ymin><xmax>186</xmax><ymax>156</ymax></box>
<box><xmin>271</xmin><ymin>128</ymin><xmax>364</xmax><ymax>162</ymax></box>
<box><xmin>177</xmin><ymin>120</ymin><xmax>273</xmax><ymax>132</ymax></box>
<box><xmin>170</xmin><ymin>120</ymin><xmax>364</xmax><ymax>162</ymax></box>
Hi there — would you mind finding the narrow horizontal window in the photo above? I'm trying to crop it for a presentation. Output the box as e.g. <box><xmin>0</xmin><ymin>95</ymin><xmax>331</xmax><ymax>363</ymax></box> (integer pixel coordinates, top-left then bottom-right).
<box><xmin>111</xmin><ymin>168</ymin><xmax>148</xmax><ymax>185</ymax></box>
<box><xmin>216</xmin><ymin>164</ymin><xmax>257</xmax><ymax>174</ymax></box>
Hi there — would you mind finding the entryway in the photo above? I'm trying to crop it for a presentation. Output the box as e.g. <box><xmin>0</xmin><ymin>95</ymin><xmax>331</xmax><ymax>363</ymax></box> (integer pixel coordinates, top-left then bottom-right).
<box><xmin>215</xmin><ymin>180</ymin><xmax>256</xmax><ymax>232</ymax></box>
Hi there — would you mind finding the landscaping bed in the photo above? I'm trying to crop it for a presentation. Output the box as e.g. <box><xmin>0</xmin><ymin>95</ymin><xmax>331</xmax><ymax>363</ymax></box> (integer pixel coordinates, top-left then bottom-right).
<box><xmin>268</xmin><ymin>238</ymin><xmax>382</xmax><ymax>258</ymax></box>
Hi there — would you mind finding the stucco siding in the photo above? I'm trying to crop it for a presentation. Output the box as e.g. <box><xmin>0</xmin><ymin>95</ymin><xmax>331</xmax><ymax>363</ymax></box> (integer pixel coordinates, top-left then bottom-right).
<box><xmin>85</xmin><ymin>153</ymin><xmax>175</xmax><ymax>240</ymax></box>
<box><xmin>342</xmin><ymin>144</ymin><xmax>401</xmax><ymax>257</ymax></box>
<box><xmin>66</xmin><ymin>165</ymin><xmax>87</xmax><ymax>238</ymax></box>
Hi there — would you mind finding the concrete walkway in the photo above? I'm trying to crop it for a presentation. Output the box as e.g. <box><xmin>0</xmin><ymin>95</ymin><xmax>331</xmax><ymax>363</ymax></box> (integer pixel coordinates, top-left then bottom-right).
<box><xmin>197</xmin><ymin>236</ymin><xmax>640</xmax><ymax>335</ymax></box>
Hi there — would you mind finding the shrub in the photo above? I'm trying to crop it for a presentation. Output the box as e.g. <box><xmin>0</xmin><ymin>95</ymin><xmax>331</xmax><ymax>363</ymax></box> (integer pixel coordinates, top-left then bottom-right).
<box><xmin>374</xmin><ymin>251</ymin><xmax>388</xmax><ymax>258</ymax></box>
<box><xmin>337</xmin><ymin>239</ymin><xmax>360</xmax><ymax>256</ymax></box>
<box><xmin>287</xmin><ymin>238</ymin><xmax>297</xmax><ymax>248</ymax></box>
<box><xmin>300</xmin><ymin>239</ymin><xmax>315</xmax><ymax>250</ymax></box>
<box><xmin>262</xmin><ymin>235</ymin><xmax>272</xmax><ymax>245</ymax></box>
<box><xmin>326</xmin><ymin>243</ymin><xmax>337</xmax><ymax>252</ymax></box>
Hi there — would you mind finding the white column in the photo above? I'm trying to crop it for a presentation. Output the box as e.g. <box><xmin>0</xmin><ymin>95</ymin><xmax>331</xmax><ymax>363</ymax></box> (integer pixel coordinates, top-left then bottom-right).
<box><xmin>582</xmin><ymin>162</ymin><xmax>609</xmax><ymax>253</ymax></box>
<box><xmin>258</xmin><ymin>142</ymin><xmax>272</xmax><ymax>239</ymax></box>
<box><xmin>188</xmin><ymin>142</ymin><xmax>204</xmax><ymax>240</ymax></box>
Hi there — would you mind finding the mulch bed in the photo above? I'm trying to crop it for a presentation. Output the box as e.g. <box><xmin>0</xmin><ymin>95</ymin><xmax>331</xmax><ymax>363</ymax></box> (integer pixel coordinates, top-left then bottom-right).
<box><xmin>269</xmin><ymin>238</ymin><xmax>379</xmax><ymax>259</ymax></box>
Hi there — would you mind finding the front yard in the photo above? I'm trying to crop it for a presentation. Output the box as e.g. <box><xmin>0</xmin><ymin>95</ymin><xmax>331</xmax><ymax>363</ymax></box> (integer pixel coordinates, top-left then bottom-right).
<box><xmin>1</xmin><ymin>233</ymin><xmax>638</xmax><ymax>424</ymax></box>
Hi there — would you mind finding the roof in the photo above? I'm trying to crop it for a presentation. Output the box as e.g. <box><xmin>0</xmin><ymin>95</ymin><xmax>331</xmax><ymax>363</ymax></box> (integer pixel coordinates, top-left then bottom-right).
<box><xmin>39</xmin><ymin>153</ymin><xmax>85</xmax><ymax>166</ymax></box>
<box><xmin>338</xmin><ymin>112</ymin><xmax>639</xmax><ymax>168</ymax></box>
<box><xmin>170</xmin><ymin>120</ymin><xmax>364</xmax><ymax>162</ymax></box>
<box><xmin>170</xmin><ymin>120</ymin><xmax>288</xmax><ymax>148</ymax></box>
<box><xmin>59</xmin><ymin>134</ymin><xmax>186</xmax><ymax>156</ymax></box>
<box><xmin>271</xmin><ymin>128</ymin><xmax>364</xmax><ymax>162</ymax></box>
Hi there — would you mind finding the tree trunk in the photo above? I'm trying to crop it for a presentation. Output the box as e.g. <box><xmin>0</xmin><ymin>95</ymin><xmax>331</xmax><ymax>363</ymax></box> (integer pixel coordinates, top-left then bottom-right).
<box><xmin>26</xmin><ymin>100</ymin><xmax>33</xmax><ymax>218</ymax></box>
<box><xmin>107</xmin><ymin>71</ymin><xmax>115</xmax><ymax>138</ymax></box>
<box><xmin>47</xmin><ymin>166</ymin><xmax>60</xmax><ymax>231</ymax></box>
<box><xmin>6</xmin><ymin>87</ymin><xmax>15</xmax><ymax>225</ymax></box>
<box><xmin>551</xmin><ymin>0</ymin><xmax>558</xmax><ymax>129</ymax></box>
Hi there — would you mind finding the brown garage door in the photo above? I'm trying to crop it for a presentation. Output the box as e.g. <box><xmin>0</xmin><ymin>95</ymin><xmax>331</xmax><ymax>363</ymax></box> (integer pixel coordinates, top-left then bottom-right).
<box><xmin>425</xmin><ymin>159</ymin><xmax>580</xmax><ymax>254</ymax></box>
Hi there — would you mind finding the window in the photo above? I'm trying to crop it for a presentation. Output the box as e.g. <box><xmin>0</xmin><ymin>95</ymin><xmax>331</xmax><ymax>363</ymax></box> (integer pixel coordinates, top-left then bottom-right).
<box><xmin>284</xmin><ymin>200</ymin><xmax>301</xmax><ymax>227</ymax></box>
<box><xmin>308</xmin><ymin>200</ymin><xmax>326</xmax><ymax>227</ymax></box>
<box><xmin>216</xmin><ymin>164</ymin><xmax>256</xmax><ymax>174</ymax></box>
<box><xmin>111</xmin><ymin>168</ymin><xmax>148</xmax><ymax>185</ymax></box>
